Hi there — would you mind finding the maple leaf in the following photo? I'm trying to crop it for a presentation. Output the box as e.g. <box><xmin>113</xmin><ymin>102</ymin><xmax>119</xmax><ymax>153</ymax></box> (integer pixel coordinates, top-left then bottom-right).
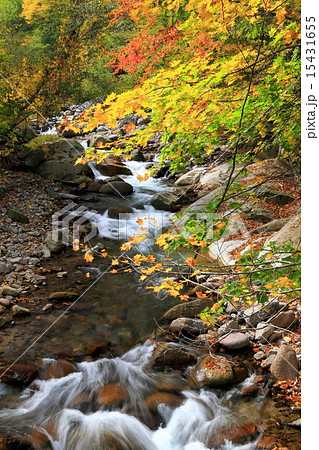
<box><xmin>196</xmin><ymin>291</ymin><xmax>207</xmax><ymax>298</ymax></box>
<box><xmin>111</xmin><ymin>259</ymin><xmax>120</xmax><ymax>265</ymax></box>
<box><xmin>136</xmin><ymin>173</ymin><xmax>150</xmax><ymax>182</ymax></box>
<box><xmin>84</xmin><ymin>252</ymin><xmax>94</xmax><ymax>263</ymax></box>
<box><xmin>125</xmin><ymin>123</ymin><xmax>136</xmax><ymax>132</ymax></box>
<box><xmin>101</xmin><ymin>251</ymin><xmax>108</xmax><ymax>258</ymax></box>
<box><xmin>110</xmin><ymin>269</ymin><xmax>118</xmax><ymax>274</ymax></box>
<box><xmin>75</xmin><ymin>157</ymin><xmax>87</xmax><ymax>165</ymax></box>
<box><xmin>136</xmin><ymin>218</ymin><xmax>145</xmax><ymax>225</ymax></box>
<box><xmin>186</xmin><ymin>257</ymin><xmax>197</xmax><ymax>266</ymax></box>
<box><xmin>121</xmin><ymin>242</ymin><xmax>132</xmax><ymax>251</ymax></box>
<box><xmin>180</xmin><ymin>294</ymin><xmax>189</xmax><ymax>301</ymax></box>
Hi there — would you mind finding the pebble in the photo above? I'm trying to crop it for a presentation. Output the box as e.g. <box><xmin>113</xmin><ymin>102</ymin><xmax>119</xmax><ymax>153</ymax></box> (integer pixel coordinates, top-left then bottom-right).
<box><xmin>254</xmin><ymin>351</ymin><xmax>266</xmax><ymax>361</ymax></box>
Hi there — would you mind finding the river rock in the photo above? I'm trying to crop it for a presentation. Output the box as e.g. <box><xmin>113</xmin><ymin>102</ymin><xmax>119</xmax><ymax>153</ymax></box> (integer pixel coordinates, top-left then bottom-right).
<box><xmin>0</xmin><ymin>317</ymin><xmax>9</xmax><ymax>329</ymax></box>
<box><xmin>152</xmin><ymin>342</ymin><xmax>197</xmax><ymax>369</ymax></box>
<box><xmin>15</xmin><ymin>124</ymin><xmax>39</xmax><ymax>141</ymax></box>
<box><xmin>251</xmin><ymin>218</ymin><xmax>290</xmax><ymax>234</ymax></box>
<box><xmin>35</xmin><ymin>139</ymin><xmax>93</xmax><ymax>184</ymax></box>
<box><xmin>270</xmin><ymin>310</ymin><xmax>296</xmax><ymax>329</ymax></box>
<box><xmin>6</xmin><ymin>208</ymin><xmax>29</xmax><ymax>224</ymax></box>
<box><xmin>42</xmin><ymin>359</ymin><xmax>76</xmax><ymax>380</ymax></box>
<box><xmin>242</xmin><ymin>300</ymin><xmax>287</xmax><ymax>327</ymax></box>
<box><xmin>44</xmin><ymin>230</ymin><xmax>67</xmax><ymax>253</ymax></box>
<box><xmin>264</xmin><ymin>214</ymin><xmax>301</xmax><ymax>250</ymax></box>
<box><xmin>190</xmin><ymin>354</ymin><xmax>233</xmax><ymax>387</ymax></box>
<box><xmin>0</xmin><ymin>363</ymin><xmax>38</xmax><ymax>385</ymax></box>
<box><xmin>162</xmin><ymin>298</ymin><xmax>216</xmax><ymax>321</ymax></box>
<box><xmin>37</xmin><ymin>160</ymin><xmax>93</xmax><ymax>184</ymax></box>
<box><xmin>219</xmin><ymin>332</ymin><xmax>250</xmax><ymax>350</ymax></box>
<box><xmin>0</xmin><ymin>298</ymin><xmax>10</xmax><ymax>306</ymax></box>
<box><xmin>270</xmin><ymin>345</ymin><xmax>299</xmax><ymax>380</ymax></box>
<box><xmin>12</xmin><ymin>305</ymin><xmax>31</xmax><ymax>317</ymax></box>
<box><xmin>98</xmin><ymin>383</ymin><xmax>129</xmax><ymax>406</ymax></box>
<box><xmin>254</xmin><ymin>185</ymin><xmax>295</xmax><ymax>205</ymax></box>
<box><xmin>199</xmin><ymin>163</ymin><xmax>230</xmax><ymax>187</ymax></box>
<box><xmin>96</xmin><ymin>162</ymin><xmax>132</xmax><ymax>176</ymax></box>
<box><xmin>175</xmin><ymin>168</ymin><xmax>206</xmax><ymax>186</ymax></box>
<box><xmin>151</xmin><ymin>192</ymin><xmax>180</xmax><ymax>211</ymax></box>
<box><xmin>48</xmin><ymin>291</ymin><xmax>78</xmax><ymax>302</ymax></box>
<box><xmin>208</xmin><ymin>422</ymin><xmax>260</xmax><ymax>448</ymax></box>
<box><xmin>87</xmin><ymin>181</ymin><xmax>103</xmax><ymax>192</ymax></box>
<box><xmin>217</xmin><ymin>320</ymin><xmax>240</xmax><ymax>337</ymax></box>
<box><xmin>99</xmin><ymin>181</ymin><xmax>134</xmax><ymax>196</ymax></box>
<box><xmin>130</xmin><ymin>148</ymin><xmax>145</xmax><ymax>161</ymax></box>
<box><xmin>169</xmin><ymin>317</ymin><xmax>207</xmax><ymax>336</ymax></box>
<box><xmin>145</xmin><ymin>392</ymin><xmax>182</xmax><ymax>411</ymax></box>
<box><xmin>1</xmin><ymin>285</ymin><xmax>21</xmax><ymax>297</ymax></box>
<box><xmin>0</xmin><ymin>263</ymin><xmax>12</xmax><ymax>275</ymax></box>
<box><xmin>240</xmin><ymin>202</ymin><xmax>274</xmax><ymax>223</ymax></box>
<box><xmin>255</xmin><ymin>322</ymin><xmax>275</xmax><ymax>344</ymax></box>
<box><xmin>107</xmin><ymin>206</ymin><xmax>133</xmax><ymax>219</ymax></box>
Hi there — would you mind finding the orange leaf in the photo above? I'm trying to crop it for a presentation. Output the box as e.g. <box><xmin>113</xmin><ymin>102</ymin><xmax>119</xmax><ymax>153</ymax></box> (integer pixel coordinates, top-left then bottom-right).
<box><xmin>186</xmin><ymin>257</ymin><xmax>197</xmax><ymax>267</ymax></box>
<box><xmin>125</xmin><ymin>123</ymin><xmax>136</xmax><ymax>133</ymax></box>
<box><xmin>84</xmin><ymin>252</ymin><xmax>94</xmax><ymax>263</ymax></box>
<box><xmin>111</xmin><ymin>259</ymin><xmax>119</xmax><ymax>265</ymax></box>
<box><xmin>196</xmin><ymin>291</ymin><xmax>207</xmax><ymax>298</ymax></box>
<box><xmin>110</xmin><ymin>269</ymin><xmax>118</xmax><ymax>274</ymax></box>
<box><xmin>75</xmin><ymin>157</ymin><xmax>87</xmax><ymax>165</ymax></box>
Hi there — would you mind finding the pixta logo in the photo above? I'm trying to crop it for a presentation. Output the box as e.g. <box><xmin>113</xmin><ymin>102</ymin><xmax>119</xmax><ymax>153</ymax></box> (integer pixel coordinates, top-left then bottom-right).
<box><xmin>51</xmin><ymin>203</ymin><xmax>98</xmax><ymax>246</ymax></box>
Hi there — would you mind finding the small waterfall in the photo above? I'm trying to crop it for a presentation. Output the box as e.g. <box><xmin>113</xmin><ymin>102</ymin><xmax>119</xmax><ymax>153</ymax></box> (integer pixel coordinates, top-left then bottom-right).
<box><xmin>0</xmin><ymin>342</ymin><xmax>260</xmax><ymax>449</ymax></box>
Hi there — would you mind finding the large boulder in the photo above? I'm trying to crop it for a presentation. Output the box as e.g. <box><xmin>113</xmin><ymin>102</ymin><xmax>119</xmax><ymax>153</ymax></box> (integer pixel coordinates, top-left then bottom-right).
<box><xmin>152</xmin><ymin>342</ymin><xmax>197</xmax><ymax>370</ymax></box>
<box><xmin>95</xmin><ymin>162</ymin><xmax>132</xmax><ymax>177</ymax></box>
<box><xmin>15</xmin><ymin>124</ymin><xmax>39</xmax><ymax>142</ymax></box>
<box><xmin>6</xmin><ymin>208</ymin><xmax>29</xmax><ymax>224</ymax></box>
<box><xmin>99</xmin><ymin>181</ymin><xmax>133</xmax><ymax>196</ymax></box>
<box><xmin>270</xmin><ymin>345</ymin><xmax>299</xmax><ymax>380</ymax></box>
<box><xmin>189</xmin><ymin>354</ymin><xmax>233</xmax><ymax>387</ymax></box>
<box><xmin>264</xmin><ymin>214</ymin><xmax>301</xmax><ymax>249</ymax></box>
<box><xmin>151</xmin><ymin>192</ymin><xmax>180</xmax><ymax>211</ymax></box>
<box><xmin>162</xmin><ymin>298</ymin><xmax>216</xmax><ymax>321</ymax></box>
<box><xmin>175</xmin><ymin>168</ymin><xmax>206</xmax><ymax>186</ymax></box>
<box><xmin>35</xmin><ymin>139</ymin><xmax>93</xmax><ymax>184</ymax></box>
<box><xmin>0</xmin><ymin>363</ymin><xmax>38</xmax><ymax>385</ymax></box>
<box><xmin>169</xmin><ymin>317</ymin><xmax>207</xmax><ymax>336</ymax></box>
<box><xmin>219</xmin><ymin>332</ymin><xmax>250</xmax><ymax>350</ymax></box>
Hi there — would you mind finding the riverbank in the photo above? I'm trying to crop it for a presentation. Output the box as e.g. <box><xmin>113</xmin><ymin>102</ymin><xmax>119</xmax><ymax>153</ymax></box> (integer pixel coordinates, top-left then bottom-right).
<box><xmin>0</xmin><ymin>122</ymin><xmax>301</xmax><ymax>449</ymax></box>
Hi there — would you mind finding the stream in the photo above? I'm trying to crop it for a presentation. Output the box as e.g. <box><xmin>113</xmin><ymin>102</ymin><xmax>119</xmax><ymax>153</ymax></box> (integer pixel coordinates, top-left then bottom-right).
<box><xmin>0</xmin><ymin>136</ymin><xmax>280</xmax><ymax>449</ymax></box>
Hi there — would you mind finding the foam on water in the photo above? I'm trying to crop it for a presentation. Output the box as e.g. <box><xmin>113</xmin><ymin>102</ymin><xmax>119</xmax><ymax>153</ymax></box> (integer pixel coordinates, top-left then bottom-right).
<box><xmin>0</xmin><ymin>342</ymin><xmax>261</xmax><ymax>449</ymax></box>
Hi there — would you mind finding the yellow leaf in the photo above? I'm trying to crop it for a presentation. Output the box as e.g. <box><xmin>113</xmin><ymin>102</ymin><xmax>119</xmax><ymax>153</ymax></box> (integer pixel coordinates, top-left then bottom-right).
<box><xmin>75</xmin><ymin>157</ymin><xmax>87</xmax><ymax>165</ymax></box>
<box><xmin>84</xmin><ymin>252</ymin><xmax>94</xmax><ymax>263</ymax></box>
<box><xmin>121</xmin><ymin>242</ymin><xmax>132</xmax><ymax>251</ymax></box>
<box><xmin>111</xmin><ymin>259</ymin><xmax>120</xmax><ymax>265</ymax></box>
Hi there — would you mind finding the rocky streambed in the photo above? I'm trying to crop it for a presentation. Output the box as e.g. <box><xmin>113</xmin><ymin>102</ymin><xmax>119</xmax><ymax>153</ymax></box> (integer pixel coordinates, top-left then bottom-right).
<box><xmin>0</xmin><ymin>110</ymin><xmax>301</xmax><ymax>449</ymax></box>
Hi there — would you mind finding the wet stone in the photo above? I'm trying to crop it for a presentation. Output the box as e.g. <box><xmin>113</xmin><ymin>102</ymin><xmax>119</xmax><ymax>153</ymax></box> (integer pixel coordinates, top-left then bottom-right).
<box><xmin>0</xmin><ymin>363</ymin><xmax>38</xmax><ymax>386</ymax></box>
<box><xmin>219</xmin><ymin>332</ymin><xmax>250</xmax><ymax>350</ymax></box>
<box><xmin>190</xmin><ymin>354</ymin><xmax>233</xmax><ymax>388</ymax></box>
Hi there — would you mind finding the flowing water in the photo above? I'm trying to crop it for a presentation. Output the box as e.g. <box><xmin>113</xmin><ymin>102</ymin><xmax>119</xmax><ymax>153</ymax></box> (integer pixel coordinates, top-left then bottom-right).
<box><xmin>0</xmin><ymin>140</ymin><xmax>275</xmax><ymax>449</ymax></box>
